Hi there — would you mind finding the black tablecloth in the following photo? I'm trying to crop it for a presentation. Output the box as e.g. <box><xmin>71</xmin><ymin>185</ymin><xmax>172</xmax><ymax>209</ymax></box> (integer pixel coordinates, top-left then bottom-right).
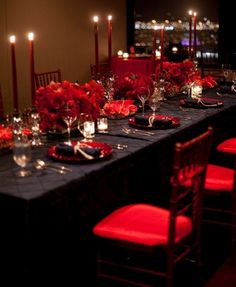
<box><xmin>0</xmin><ymin>89</ymin><xmax>236</xmax><ymax>284</ymax></box>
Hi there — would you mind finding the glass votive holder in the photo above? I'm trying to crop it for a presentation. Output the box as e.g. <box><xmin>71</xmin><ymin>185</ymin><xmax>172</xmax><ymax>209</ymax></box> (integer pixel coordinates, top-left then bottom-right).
<box><xmin>83</xmin><ymin>121</ymin><xmax>95</xmax><ymax>140</ymax></box>
<box><xmin>97</xmin><ymin>117</ymin><xmax>108</xmax><ymax>133</ymax></box>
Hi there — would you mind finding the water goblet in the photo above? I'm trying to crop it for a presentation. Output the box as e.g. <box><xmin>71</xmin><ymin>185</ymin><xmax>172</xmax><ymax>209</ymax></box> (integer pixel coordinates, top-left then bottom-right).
<box><xmin>148</xmin><ymin>94</ymin><xmax>161</xmax><ymax>116</ymax></box>
<box><xmin>30</xmin><ymin>109</ymin><xmax>43</xmax><ymax>146</ymax></box>
<box><xmin>61</xmin><ymin>105</ymin><xmax>77</xmax><ymax>145</ymax></box>
<box><xmin>13</xmin><ymin>135</ymin><xmax>32</xmax><ymax>177</ymax></box>
<box><xmin>137</xmin><ymin>87</ymin><xmax>150</xmax><ymax>114</ymax></box>
<box><xmin>78</xmin><ymin>113</ymin><xmax>95</xmax><ymax>141</ymax></box>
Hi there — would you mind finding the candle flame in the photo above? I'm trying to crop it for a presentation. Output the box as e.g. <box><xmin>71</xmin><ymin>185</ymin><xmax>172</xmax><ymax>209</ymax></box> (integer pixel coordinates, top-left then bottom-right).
<box><xmin>9</xmin><ymin>35</ymin><xmax>16</xmax><ymax>43</ymax></box>
<box><xmin>193</xmin><ymin>12</ymin><xmax>197</xmax><ymax>17</ymax></box>
<box><xmin>108</xmin><ymin>15</ymin><xmax>112</xmax><ymax>21</ymax></box>
<box><xmin>154</xmin><ymin>25</ymin><xmax>158</xmax><ymax>30</ymax></box>
<box><xmin>188</xmin><ymin>10</ymin><xmax>193</xmax><ymax>16</ymax></box>
<box><xmin>28</xmin><ymin>32</ymin><xmax>34</xmax><ymax>41</ymax></box>
<box><xmin>93</xmin><ymin>16</ymin><xmax>99</xmax><ymax>22</ymax></box>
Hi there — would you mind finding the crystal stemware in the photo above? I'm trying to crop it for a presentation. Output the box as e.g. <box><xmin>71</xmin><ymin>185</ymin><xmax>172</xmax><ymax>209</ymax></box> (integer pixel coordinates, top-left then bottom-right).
<box><xmin>13</xmin><ymin>135</ymin><xmax>32</xmax><ymax>177</ymax></box>
<box><xmin>148</xmin><ymin>93</ymin><xmax>161</xmax><ymax>116</ymax></box>
<box><xmin>61</xmin><ymin>105</ymin><xmax>77</xmax><ymax>145</ymax></box>
<box><xmin>31</xmin><ymin>108</ymin><xmax>43</xmax><ymax>146</ymax></box>
<box><xmin>137</xmin><ymin>87</ymin><xmax>150</xmax><ymax>114</ymax></box>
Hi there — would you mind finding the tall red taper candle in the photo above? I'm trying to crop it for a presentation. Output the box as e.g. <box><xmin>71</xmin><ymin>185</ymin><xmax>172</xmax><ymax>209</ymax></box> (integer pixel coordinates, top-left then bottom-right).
<box><xmin>193</xmin><ymin>12</ymin><xmax>197</xmax><ymax>59</ymax></box>
<box><xmin>160</xmin><ymin>26</ymin><xmax>165</xmax><ymax>72</ymax></box>
<box><xmin>93</xmin><ymin>16</ymin><xmax>99</xmax><ymax>77</ymax></box>
<box><xmin>28</xmin><ymin>32</ymin><xmax>35</xmax><ymax>104</ymax></box>
<box><xmin>9</xmin><ymin>35</ymin><xmax>18</xmax><ymax>112</ymax></box>
<box><xmin>188</xmin><ymin>10</ymin><xmax>193</xmax><ymax>59</ymax></box>
<box><xmin>152</xmin><ymin>25</ymin><xmax>158</xmax><ymax>74</ymax></box>
<box><xmin>108</xmin><ymin>15</ymin><xmax>112</xmax><ymax>70</ymax></box>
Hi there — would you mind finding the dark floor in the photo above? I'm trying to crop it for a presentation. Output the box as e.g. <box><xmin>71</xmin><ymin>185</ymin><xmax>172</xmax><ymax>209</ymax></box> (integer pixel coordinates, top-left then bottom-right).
<box><xmin>205</xmin><ymin>257</ymin><xmax>236</xmax><ymax>287</ymax></box>
<box><xmin>96</xmin><ymin>223</ymin><xmax>234</xmax><ymax>287</ymax></box>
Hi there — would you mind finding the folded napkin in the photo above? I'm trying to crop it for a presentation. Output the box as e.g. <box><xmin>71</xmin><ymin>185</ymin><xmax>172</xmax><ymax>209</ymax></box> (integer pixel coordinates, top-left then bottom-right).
<box><xmin>180</xmin><ymin>97</ymin><xmax>223</xmax><ymax>109</ymax></box>
<box><xmin>56</xmin><ymin>143</ymin><xmax>101</xmax><ymax>158</ymax></box>
<box><xmin>134</xmin><ymin>115</ymin><xmax>172</xmax><ymax>127</ymax></box>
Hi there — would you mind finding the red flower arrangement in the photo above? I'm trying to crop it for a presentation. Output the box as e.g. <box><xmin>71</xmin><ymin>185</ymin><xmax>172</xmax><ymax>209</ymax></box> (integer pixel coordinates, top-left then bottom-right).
<box><xmin>155</xmin><ymin>59</ymin><xmax>217</xmax><ymax>95</ymax></box>
<box><xmin>35</xmin><ymin>80</ymin><xmax>105</xmax><ymax>132</ymax></box>
<box><xmin>0</xmin><ymin>125</ymin><xmax>13</xmax><ymax>149</ymax></box>
<box><xmin>113</xmin><ymin>73</ymin><xmax>153</xmax><ymax>100</ymax></box>
<box><xmin>102</xmin><ymin>99</ymin><xmax>138</xmax><ymax>119</ymax></box>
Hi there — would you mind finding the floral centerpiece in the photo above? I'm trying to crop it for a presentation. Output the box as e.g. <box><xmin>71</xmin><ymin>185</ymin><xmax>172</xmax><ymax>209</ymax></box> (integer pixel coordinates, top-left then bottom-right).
<box><xmin>35</xmin><ymin>80</ymin><xmax>105</xmax><ymax>132</ymax></box>
<box><xmin>155</xmin><ymin>59</ymin><xmax>217</xmax><ymax>96</ymax></box>
<box><xmin>112</xmin><ymin>73</ymin><xmax>153</xmax><ymax>100</ymax></box>
<box><xmin>102</xmin><ymin>99</ymin><xmax>138</xmax><ymax>119</ymax></box>
<box><xmin>0</xmin><ymin>125</ymin><xmax>13</xmax><ymax>149</ymax></box>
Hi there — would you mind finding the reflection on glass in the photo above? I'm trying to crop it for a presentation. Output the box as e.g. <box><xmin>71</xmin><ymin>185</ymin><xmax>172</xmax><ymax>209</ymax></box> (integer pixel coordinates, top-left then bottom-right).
<box><xmin>13</xmin><ymin>135</ymin><xmax>32</xmax><ymax>177</ymax></box>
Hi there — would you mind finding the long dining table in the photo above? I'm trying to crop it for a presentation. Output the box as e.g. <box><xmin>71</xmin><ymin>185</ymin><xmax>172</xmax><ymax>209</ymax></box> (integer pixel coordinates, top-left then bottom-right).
<box><xmin>0</xmin><ymin>89</ymin><xmax>236</xmax><ymax>285</ymax></box>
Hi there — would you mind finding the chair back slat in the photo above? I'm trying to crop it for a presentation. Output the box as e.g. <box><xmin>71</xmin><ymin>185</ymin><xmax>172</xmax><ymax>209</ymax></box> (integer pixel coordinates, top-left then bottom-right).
<box><xmin>34</xmin><ymin>69</ymin><xmax>62</xmax><ymax>89</ymax></box>
<box><xmin>169</xmin><ymin>127</ymin><xmax>213</xmax><ymax>246</ymax></box>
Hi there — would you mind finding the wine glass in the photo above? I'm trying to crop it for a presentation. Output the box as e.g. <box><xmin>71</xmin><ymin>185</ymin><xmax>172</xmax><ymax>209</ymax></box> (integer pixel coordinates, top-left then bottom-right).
<box><xmin>78</xmin><ymin>113</ymin><xmax>95</xmax><ymax>141</ymax></box>
<box><xmin>148</xmin><ymin>91</ymin><xmax>161</xmax><ymax>116</ymax></box>
<box><xmin>137</xmin><ymin>87</ymin><xmax>150</xmax><ymax>114</ymax></box>
<box><xmin>30</xmin><ymin>108</ymin><xmax>43</xmax><ymax>146</ymax></box>
<box><xmin>13</xmin><ymin>135</ymin><xmax>32</xmax><ymax>177</ymax></box>
<box><xmin>61</xmin><ymin>105</ymin><xmax>77</xmax><ymax>145</ymax></box>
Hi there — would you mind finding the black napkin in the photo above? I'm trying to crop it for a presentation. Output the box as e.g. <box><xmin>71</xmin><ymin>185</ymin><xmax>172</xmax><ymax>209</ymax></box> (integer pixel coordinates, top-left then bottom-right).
<box><xmin>56</xmin><ymin>143</ymin><xmax>101</xmax><ymax>158</ymax></box>
<box><xmin>134</xmin><ymin>115</ymin><xmax>172</xmax><ymax>127</ymax></box>
<box><xmin>180</xmin><ymin>97</ymin><xmax>223</xmax><ymax>109</ymax></box>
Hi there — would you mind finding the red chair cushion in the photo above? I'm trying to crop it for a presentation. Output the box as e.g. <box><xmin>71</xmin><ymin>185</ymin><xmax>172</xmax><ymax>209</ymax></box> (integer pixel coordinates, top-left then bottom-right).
<box><xmin>217</xmin><ymin>138</ymin><xmax>236</xmax><ymax>155</ymax></box>
<box><xmin>93</xmin><ymin>204</ymin><xmax>192</xmax><ymax>247</ymax></box>
<box><xmin>205</xmin><ymin>164</ymin><xmax>234</xmax><ymax>191</ymax></box>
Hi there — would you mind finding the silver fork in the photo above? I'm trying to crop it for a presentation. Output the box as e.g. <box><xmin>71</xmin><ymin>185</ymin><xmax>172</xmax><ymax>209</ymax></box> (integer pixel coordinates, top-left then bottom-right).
<box><xmin>110</xmin><ymin>143</ymin><xmax>128</xmax><ymax>150</ymax></box>
<box><xmin>122</xmin><ymin>127</ymin><xmax>154</xmax><ymax>136</ymax></box>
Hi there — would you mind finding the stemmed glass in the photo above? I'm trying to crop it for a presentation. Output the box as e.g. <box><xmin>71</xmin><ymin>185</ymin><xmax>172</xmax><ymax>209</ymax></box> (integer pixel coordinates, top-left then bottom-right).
<box><xmin>78</xmin><ymin>113</ymin><xmax>95</xmax><ymax>141</ymax></box>
<box><xmin>30</xmin><ymin>108</ymin><xmax>43</xmax><ymax>146</ymax></box>
<box><xmin>61</xmin><ymin>105</ymin><xmax>77</xmax><ymax>145</ymax></box>
<box><xmin>137</xmin><ymin>87</ymin><xmax>150</xmax><ymax>114</ymax></box>
<box><xmin>148</xmin><ymin>90</ymin><xmax>162</xmax><ymax>116</ymax></box>
<box><xmin>13</xmin><ymin>134</ymin><xmax>32</xmax><ymax>177</ymax></box>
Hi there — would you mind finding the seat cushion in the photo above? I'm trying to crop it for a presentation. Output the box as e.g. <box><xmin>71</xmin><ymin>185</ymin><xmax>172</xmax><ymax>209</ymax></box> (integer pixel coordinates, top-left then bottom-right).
<box><xmin>93</xmin><ymin>203</ymin><xmax>192</xmax><ymax>247</ymax></box>
<box><xmin>205</xmin><ymin>164</ymin><xmax>234</xmax><ymax>191</ymax></box>
<box><xmin>217</xmin><ymin>138</ymin><xmax>236</xmax><ymax>155</ymax></box>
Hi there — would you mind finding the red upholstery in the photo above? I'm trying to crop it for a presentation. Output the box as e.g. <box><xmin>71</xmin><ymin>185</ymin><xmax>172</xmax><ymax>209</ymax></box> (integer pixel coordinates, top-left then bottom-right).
<box><xmin>205</xmin><ymin>164</ymin><xmax>234</xmax><ymax>191</ymax></box>
<box><xmin>93</xmin><ymin>203</ymin><xmax>192</xmax><ymax>246</ymax></box>
<box><xmin>217</xmin><ymin>138</ymin><xmax>236</xmax><ymax>155</ymax></box>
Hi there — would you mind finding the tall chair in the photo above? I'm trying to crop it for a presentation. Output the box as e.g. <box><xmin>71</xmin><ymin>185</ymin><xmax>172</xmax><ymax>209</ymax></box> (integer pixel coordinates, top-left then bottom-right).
<box><xmin>204</xmin><ymin>138</ymin><xmax>236</xmax><ymax>260</ymax></box>
<box><xmin>34</xmin><ymin>69</ymin><xmax>62</xmax><ymax>89</ymax></box>
<box><xmin>93</xmin><ymin>127</ymin><xmax>213</xmax><ymax>287</ymax></box>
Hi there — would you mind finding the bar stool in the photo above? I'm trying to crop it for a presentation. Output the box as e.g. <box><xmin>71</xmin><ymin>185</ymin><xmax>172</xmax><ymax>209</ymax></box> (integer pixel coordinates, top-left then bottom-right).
<box><xmin>204</xmin><ymin>137</ymin><xmax>236</xmax><ymax>260</ymax></box>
